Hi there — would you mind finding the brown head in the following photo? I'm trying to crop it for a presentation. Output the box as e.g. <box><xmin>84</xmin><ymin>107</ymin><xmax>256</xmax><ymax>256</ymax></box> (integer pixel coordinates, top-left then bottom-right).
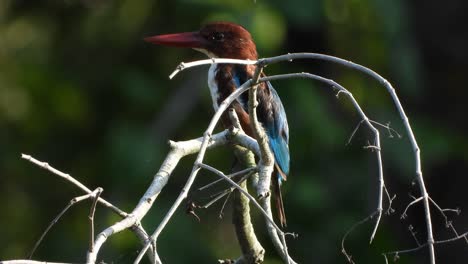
<box><xmin>144</xmin><ymin>22</ymin><xmax>258</xmax><ymax>60</ymax></box>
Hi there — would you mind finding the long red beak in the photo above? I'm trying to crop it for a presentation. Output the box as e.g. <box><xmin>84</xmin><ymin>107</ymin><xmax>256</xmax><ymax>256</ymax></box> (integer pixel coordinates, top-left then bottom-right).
<box><xmin>144</xmin><ymin>31</ymin><xmax>206</xmax><ymax>48</ymax></box>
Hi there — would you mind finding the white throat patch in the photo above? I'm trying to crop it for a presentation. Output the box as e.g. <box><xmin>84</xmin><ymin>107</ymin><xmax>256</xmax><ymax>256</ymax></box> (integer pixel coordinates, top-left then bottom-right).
<box><xmin>193</xmin><ymin>48</ymin><xmax>218</xmax><ymax>59</ymax></box>
<box><xmin>207</xmin><ymin>63</ymin><xmax>219</xmax><ymax>111</ymax></box>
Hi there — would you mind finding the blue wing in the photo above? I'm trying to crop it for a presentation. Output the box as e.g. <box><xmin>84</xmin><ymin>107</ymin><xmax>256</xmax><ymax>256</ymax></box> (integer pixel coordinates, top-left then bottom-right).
<box><xmin>232</xmin><ymin>67</ymin><xmax>290</xmax><ymax>182</ymax></box>
<box><xmin>265</xmin><ymin>82</ymin><xmax>290</xmax><ymax>182</ymax></box>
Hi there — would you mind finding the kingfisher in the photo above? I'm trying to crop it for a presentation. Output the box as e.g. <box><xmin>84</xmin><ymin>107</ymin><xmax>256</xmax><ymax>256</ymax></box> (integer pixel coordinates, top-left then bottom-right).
<box><xmin>145</xmin><ymin>22</ymin><xmax>290</xmax><ymax>227</ymax></box>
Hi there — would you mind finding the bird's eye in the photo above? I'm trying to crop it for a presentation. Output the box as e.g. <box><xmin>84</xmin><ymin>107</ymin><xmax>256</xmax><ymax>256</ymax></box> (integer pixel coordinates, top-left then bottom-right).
<box><xmin>212</xmin><ymin>32</ymin><xmax>224</xmax><ymax>41</ymax></box>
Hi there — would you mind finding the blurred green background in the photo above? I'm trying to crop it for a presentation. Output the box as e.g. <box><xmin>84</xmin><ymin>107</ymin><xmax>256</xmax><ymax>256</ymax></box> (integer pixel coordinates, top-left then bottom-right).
<box><xmin>1</xmin><ymin>0</ymin><xmax>467</xmax><ymax>263</ymax></box>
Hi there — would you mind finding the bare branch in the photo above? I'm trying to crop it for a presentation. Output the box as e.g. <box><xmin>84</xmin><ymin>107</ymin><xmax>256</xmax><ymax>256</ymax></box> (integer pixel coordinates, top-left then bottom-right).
<box><xmin>197</xmin><ymin>167</ymin><xmax>257</xmax><ymax>192</ymax></box>
<box><xmin>21</xmin><ymin>154</ymin><xmax>127</xmax><ymax>218</ymax></box>
<box><xmin>369</xmin><ymin>120</ymin><xmax>402</xmax><ymax>139</ymax></box>
<box><xmin>20</xmin><ymin>154</ymin><xmax>155</xmax><ymax>263</ymax></box>
<box><xmin>401</xmin><ymin>196</ymin><xmax>424</xmax><ymax>219</ymax></box>
<box><xmin>341</xmin><ymin>211</ymin><xmax>378</xmax><ymax>263</ymax></box>
<box><xmin>428</xmin><ymin>197</ymin><xmax>468</xmax><ymax>244</ymax></box>
<box><xmin>435</xmin><ymin>231</ymin><xmax>468</xmax><ymax>245</ymax></box>
<box><xmin>383</xmin><ymin>231</ymin><xmax>468</xmax><ymax>260</ymax></box>
<box><xmin>202</xmin><ymin>163</ymin><xmax>267</xmax><ymax>262</ymax></box>
<box><xmin>347</xmin><ymin>120</ymin><xmax>365</xmax><ymax>145</ymax></box>
<box><xmin>408</xmin><ymin>225</ymin><xmax>422</xmax><ymax>246</ymax></box>
<box><xmin>383</xmin><ymin>186</ymin><xmax>396</xmax><ymax>215</ymax></box>
<box><xmin>198</xmin><ymin>163</ymin><xmax>282</xmax><ymax>232</ymax></box>
<box><xmin>170</xmin><ymin>58</ymin><xmax>256</xmax><ymax>79</ymax></box>
<box><xmin>28</xmin><ymin>192</ymin><xmax>97</xmax><ymax>259</ymax></box>
<box><xmin>199</xmin><ymin>170</ymin><xmax>256</xmax><ymax>210</ymax></box>
<box><xmin>88</xmin><ymin>130</ymin><xmax>233</xmax><ymax>264</ymax></box>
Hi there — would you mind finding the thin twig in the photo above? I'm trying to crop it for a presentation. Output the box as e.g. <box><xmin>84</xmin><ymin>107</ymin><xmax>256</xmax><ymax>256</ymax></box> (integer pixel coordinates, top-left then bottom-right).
<box><xmin>369</xmin><ymin>120</ymin><xmax>402</xmax><ymax>139</ymax></box>
<box><xmin>28</xmin><ymin>193</ymin><xmax>97</xmax><ymax>259</ymax></box>
<box><xmin>198</xmin><ymin>171</ymin><xmax>254</xmax><ymax>209</ymax></box>
<box><xmin>384</xmin><ymin>231</ymin><xmax>464</xmax><ymax>264</ymax></box>
<box><xmin>21</xmin><ymin>154</ymin><xmax>126</xmax><ymax>217</ymax></box>
<box><xmin>408</xmin><ymin>225</ymin><xmax>422</xmax><ymax>246</ymax></box>
<box><xmin>347</xmin><ymin>120</ymin><xmax>365</xmax><ymax>145</ymax></box>
<box><xmin>197</xmin><ymin>167</ymin><xmax>257</xmax><ymax>192</ymax></box>
<box><xmin>383</xmin><ymin>186</ymin><xmax>396</xmax><ymax>215</ymax></box>
<box><xmin>347</xmin><ymin>120</ymin><xmax>402</xmax><ymax>146</ymax></box>
<box><xmin>401</xmin><ymin>196</ymin><xmax>424</xmax><ymax>219</ymax></box>
<box><xmin>435</xmin><ymin>231</ymin><xmax>468</xmax><ymax>245</ymax></box>
<box><xmin>428</xmin><ymin>197</ymin><xmax>468</xmax><ymax>244</ymax></box>
<box><xmin>88</xmin><ymin>188</ymin><xmax>103</xmax><ymax>252</ymax></box>
<box><xmin>341</xmin><ymin>211</ymin><xmax>378</xmax><ymax>263</ymax></box>
<box><xmin>170</xmin><ymin>58</ymin><xmax>256</xmax><ymax>79</ymax></box>
<box><xmin>219</xmin><ymin>190</ymin><xmax>232</xmax><ymax>219</ymax></box>
<box><xmin>200</xmin><ymin>189</ymin><xmax>232</xmax><ymax>209</ymax></box>
<box><xmin>383</xmin><ymin>231</ymin><xmax>468</xmax><ymax>260</ymax></box>
<box><xmin>21</xmin><ymin>154</ymin><xmax>154</xmax><ymax>263</ymax></box>
<box><xmin>198</xmin><ymin>163</ymin><xmax>283</xmax><ymax>232</ymax></box>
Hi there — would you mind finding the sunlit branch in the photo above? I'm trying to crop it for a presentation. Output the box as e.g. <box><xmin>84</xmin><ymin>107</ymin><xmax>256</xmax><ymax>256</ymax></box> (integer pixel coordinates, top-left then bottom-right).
<box><xmin>88</xmin><ymin>130</ymin><xmax>235</xmax><ymax>263</ymax></box>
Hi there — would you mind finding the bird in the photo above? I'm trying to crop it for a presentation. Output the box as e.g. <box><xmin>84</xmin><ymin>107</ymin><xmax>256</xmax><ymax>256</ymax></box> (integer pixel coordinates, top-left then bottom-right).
<box><xmin>145</xmin><ymin>22</ymin><xmax>290</xmax><ymax>227</ymax></box>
